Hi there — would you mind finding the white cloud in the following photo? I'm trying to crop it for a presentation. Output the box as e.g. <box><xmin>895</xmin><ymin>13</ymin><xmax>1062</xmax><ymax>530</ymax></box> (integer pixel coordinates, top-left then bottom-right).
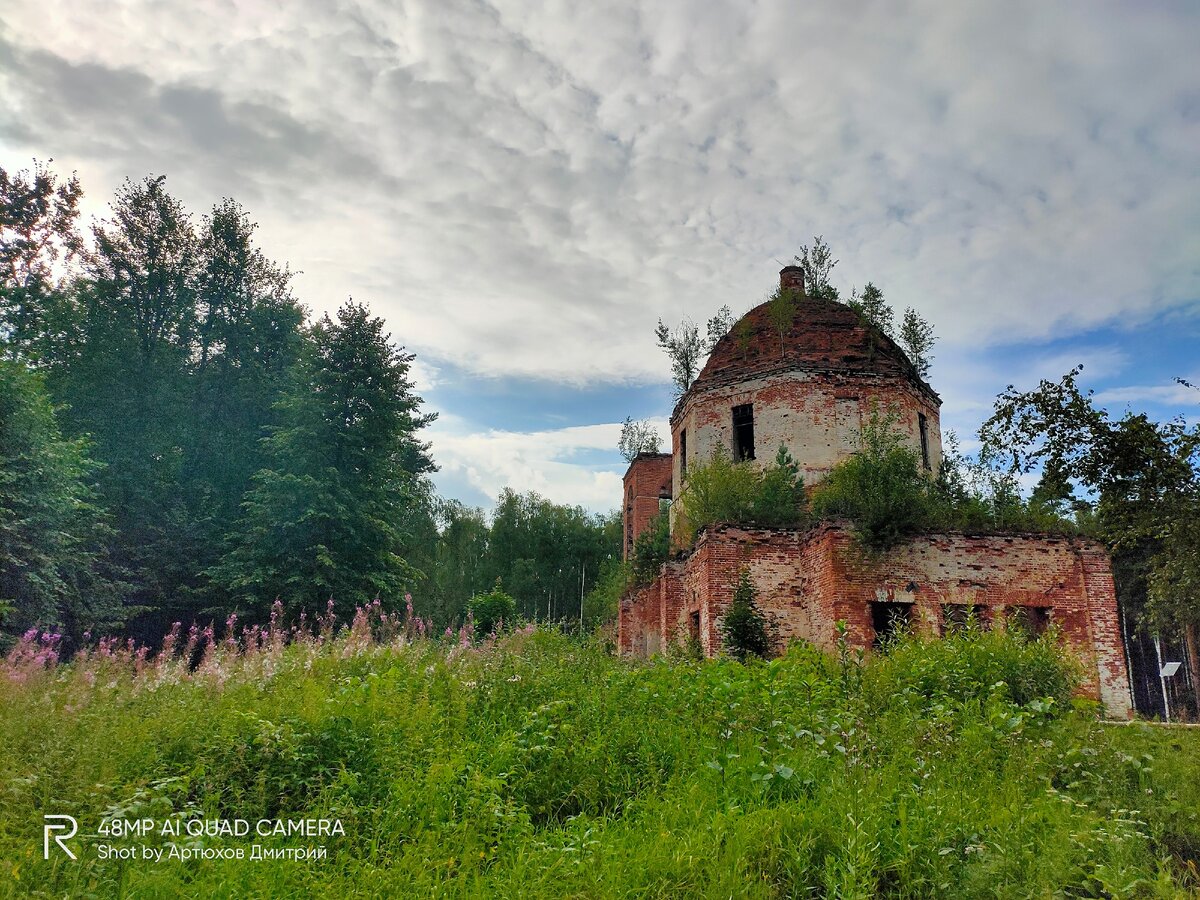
<box><xmin>427</xmin><ymin>414</ymin><xmax>670</xmax><ymax>511</ymax></box>
<box><xmin>2</xmin><ymin>0</ymin><xmax>1197</xmax><ymax>389</ymax></box>
<box><xmin>1094</xmin><ymin>379</ymin><xmax>1200</xmax><ymax>410</ymax></box>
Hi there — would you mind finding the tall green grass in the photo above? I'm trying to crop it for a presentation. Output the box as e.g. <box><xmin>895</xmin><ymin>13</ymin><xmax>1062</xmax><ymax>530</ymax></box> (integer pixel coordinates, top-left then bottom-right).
<box><xmin>1</xmin><ymin>620</ymin><xmax>1197</xmax><ymax>897</ymax></box>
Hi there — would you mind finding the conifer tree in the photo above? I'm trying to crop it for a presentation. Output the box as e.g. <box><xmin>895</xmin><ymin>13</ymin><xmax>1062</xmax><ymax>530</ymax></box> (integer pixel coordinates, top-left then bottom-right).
<box><xmin>720</xmin><ymin>568</ymin><xmax>772</xmax><ymax>661</ymax></box>
<box><xmin>211</xmin><ymin>301</ymin><xmax>436</xmax><ymax>616</ymax></box>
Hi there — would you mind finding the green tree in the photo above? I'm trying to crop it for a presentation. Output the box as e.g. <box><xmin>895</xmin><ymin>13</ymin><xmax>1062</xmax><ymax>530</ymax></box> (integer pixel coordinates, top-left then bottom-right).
<box><xmin>980</xmin><ymin>366</ymin><xmax>1200</xmax><ymax>700</ymax></box>
<box><xmin>899</xmin><ymin>307</ymin><xmax>936</xmax><ymax>378</ymax></box>
<box><xmin>210</xmin><ymin>301</ymin><xmax>436</xmax><ymax>617</ymax></box>
<box><xmin>654</xmin><ymin>317</ymin><xmax>703</xmax><ymax>396</ymax></box>
<box><xmin>0</xmin><ymin>359</ymin><xmax>121</xmax><ymax>642</ymax></box>
<box><xmin>753</xmin><ymin>445</ymin><xmax>808</xmax><ymax>527</ymax></box>
<box><xmin>50</xmin><ymin>176</ymin><xmax>203</xmax><ymax>620</ymax></box>
<box><xmin>847</xmin><ymin>282</ymin><xmax>894</xmax><ymax>338</ymax></box>
<box><xmin>184</xmin><ymin>199</ymin><xmax>306</xmax><ymax>605</ymax></box>
<box><xmin>618</xmin><ymin>416</ymin><xmax>661</xmax><ymax>462</ymax></box>
<box><xmin>582</xmin><ymin>556</ymin><xmax>631</xmax><ymax>629</ymax></box>
<box><xmin>630</xmin><ymin>511</ymin><xmax>670</xmax><ymax>586</ymax></box>
<box><xmin>419</xmin><ymin>499</ymin><xmax>491</xmax><ymax>628</ymax></box>
<box><xmin>719</xmin><ymin>568</ymin><xmax>772</xmax><ymax>661</ymax></box>
<box><xmin>766</xmin><ymin>284</ymin><xmax>798</xmax><ymax>354</ymax></box>
<box><xmin>704</xmin><ymin>305</ymin><xmax>735</xmax><ymax>351</ymax></box>
<box><xmin>794</xmin><ymin>235</ymin><xmax>839</xmax><ymax>301</ymax></box>
<box><xmin>467</xmin><ymin>580</ymin><xmax>517</xmax><ymax>635</ymax></box>
<box><xmin>0</xmin><ymin>160</ymin><xmax>83</xmax><ymax>362</ymax></box>
<box><xmin>484</xmin><ymin>489</ymin><xmax>619</xmax><ymax>622</ymax></box>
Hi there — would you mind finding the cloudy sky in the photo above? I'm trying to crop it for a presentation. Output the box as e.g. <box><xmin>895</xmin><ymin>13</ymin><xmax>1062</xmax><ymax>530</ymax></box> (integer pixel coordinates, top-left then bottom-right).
<box><xmin>2</xmin><ymin>1</ymin><xmax>1197</xmax><ymax>512</ymax></box>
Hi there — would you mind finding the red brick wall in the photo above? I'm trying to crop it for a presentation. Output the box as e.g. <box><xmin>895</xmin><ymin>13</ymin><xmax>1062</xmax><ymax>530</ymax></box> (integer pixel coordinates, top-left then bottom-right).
<box><xmin>618</xmin><ymin>580</ymin><xmax>661</xmax><ymax>656</ymax></box>
<box><xmin>622</xmin><ymin>454</ymin><xmax>673</xmax><ymax>559</ymax></box>
<box><xmin>618</xmin><ymin>522</ymin><xmax>1134</xmax><ymax>718</ymax></box>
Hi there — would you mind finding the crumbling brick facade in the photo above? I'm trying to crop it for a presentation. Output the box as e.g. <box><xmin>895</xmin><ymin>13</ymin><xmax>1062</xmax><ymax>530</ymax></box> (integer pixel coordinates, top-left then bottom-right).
<box><xmin>622</xmin><ymin>453</ymin><xmax>673</xmax><ymax>558</ymax></box>
<box><xmin>618</xmin><ymin>265</ymin><xmax>1134</xmax><ymax>719</ymax></box>
<box><xmin>619</xmin><ymin>523</ymin><xmax>1132</xmax><ymax>717</ymax></box>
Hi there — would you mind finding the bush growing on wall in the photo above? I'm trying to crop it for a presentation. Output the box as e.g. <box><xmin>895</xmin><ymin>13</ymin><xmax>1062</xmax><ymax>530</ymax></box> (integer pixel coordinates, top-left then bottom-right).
<box><xmin>810</xmin><ymin>411</ymin><xmax>935</xmax><ymax>549</ymax></box>
<box><xmin>812</xmin><ymin>412</ymin><xmax>1077</xmax><ymax>550</ymax></box>
<box><xmin>630</xmin><ymin>511</ymin><xmax>670</xmax><ymax>586</ymax></box>
<box><xmin>674</xmin><ymin>445</ymin><xmax>807</xmax><ymax>545</ymax></box>
<box><xmin>753</xmin><ymin>445</ymin><xmax>808</xmax><ymax>526</ymax></box>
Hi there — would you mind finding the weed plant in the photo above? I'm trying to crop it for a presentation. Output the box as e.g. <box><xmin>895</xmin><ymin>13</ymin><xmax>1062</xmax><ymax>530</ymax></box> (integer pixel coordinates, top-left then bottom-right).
<box><xmin>1</xmin><ymin>608</ymin><xmax>1197</xmax><ymax>897</ymax></box>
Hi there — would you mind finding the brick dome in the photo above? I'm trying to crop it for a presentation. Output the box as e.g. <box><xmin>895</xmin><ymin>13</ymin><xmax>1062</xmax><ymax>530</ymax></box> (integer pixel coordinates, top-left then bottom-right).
<box><xmin>689</xmin><ymin>291</ymin><xmax>934</xmax><ymax>403</ymax></box>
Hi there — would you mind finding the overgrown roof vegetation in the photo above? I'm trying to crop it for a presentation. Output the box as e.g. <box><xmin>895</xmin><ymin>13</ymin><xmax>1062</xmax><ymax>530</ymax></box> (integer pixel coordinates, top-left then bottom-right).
<box><xmin>673</xmin><ymin>444</ymin><xmax>809</xmax><ymax>546</ymax></box>
<box><xmin>652</xmin><ymin>237</ymin><xmax>938</xmax><ymax>397</ymax></box>
<box><xmin>812</xmin><ymin>411</ymin><xmax>1076</xmax><ymax>549</ymax></box>
<box><xmin>655</xmin><ymin>411</ymin><xmax>1075</xmax><ymax>559</ymax></box>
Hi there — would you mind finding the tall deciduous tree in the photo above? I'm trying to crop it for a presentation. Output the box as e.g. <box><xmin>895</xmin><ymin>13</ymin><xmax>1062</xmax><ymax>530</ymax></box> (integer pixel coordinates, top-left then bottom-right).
<box><xmin>655</xmin><ymin>317</ymin><xmax>703</xmax><ymax>397</ymax></box>
<box><xmin>210</xmin><ymin>301</ymin><xmax>436</xmax><ymax>616</ymax></box>
<box><xmin>51</xmin><ymin>176</ymin><xmax>202</xmax><ymax>619</ymax></box>
<box><xmin>0</xmin><ymin>161</ymin><xmax>83</xmax><ymax>362</ymax></box>
<box><xmin>794</xmin><ymin>235</ymin><xmax>839</xmax><ymax>301</ymax></box>
<box><xmin>0</xmin><ymin>359</ymin><xmax>121</xmax><ymax>642</ymax></box>
<box><xmin>184</xmin><ymin>199</ymin><xmax>306</xmax><ymax>597</ymax></box>
<box><xmin>618</xmin><ymin>416</ymin><xmax>661</xmax><ymax>462</ymax></box>
<box><xmin>981</xmin><ymin>366</ymin><xmax>1200</xmax><ymax>701</ymax></box>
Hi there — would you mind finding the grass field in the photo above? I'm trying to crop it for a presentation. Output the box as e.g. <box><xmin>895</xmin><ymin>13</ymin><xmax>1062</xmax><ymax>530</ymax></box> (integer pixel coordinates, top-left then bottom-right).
<box><xmin>1</xmin><ymin>611</ymin><xmax>1198</xmax><ymax>898</ymax></box>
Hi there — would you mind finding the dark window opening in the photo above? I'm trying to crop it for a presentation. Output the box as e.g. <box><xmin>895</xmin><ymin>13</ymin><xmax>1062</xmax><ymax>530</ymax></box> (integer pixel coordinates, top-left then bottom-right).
<box><xmin>688</xmin><ymin>610</ymin><xmax>701</xmax><ymax>643</ymax></box>
<box><xmin>1008</xmin><ymin>605</ymin><xmax>1051</xmax><ymax>638</ymax></box>
<box><xmin>733</xmin><ymin>404</ymin><xmax>755</xmax><ymax>461</ymax></box>
<box><xmin>941</xmin><ymin>603</ymin><xmax>989</xmax><ymax>635</ymax></box>
<box><xmin>918</xmin><ymin>412</ymin><xmax>930</xmax><ymax>470</ymax></box>
<box><xmin>679</xmin><ymin>429</ymin><xmax>687</xmax><ymax>476</ymax></box>
<box><xmin>871</xmin><ymin>602</ymin><xmax>913</xmax><ymax>650</ymax></box>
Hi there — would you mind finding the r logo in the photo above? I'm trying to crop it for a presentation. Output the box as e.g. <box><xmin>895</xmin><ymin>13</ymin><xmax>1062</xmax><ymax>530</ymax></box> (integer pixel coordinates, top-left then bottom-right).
<box><xmin>43</xmin><ymin>815</ymin><xmax>78</xmax><ymax>860</ymax></box>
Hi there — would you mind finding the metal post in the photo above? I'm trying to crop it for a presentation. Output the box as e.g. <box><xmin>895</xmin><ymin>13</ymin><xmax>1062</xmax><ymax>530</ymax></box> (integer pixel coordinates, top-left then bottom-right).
<box><xmin>1120</xmin><ymin>605</ymin><xmax>1136</xmax><ymax>710</ymax></box>
<box><xmin>1154</xmin><ymin>634</ymin><xmax>1171</xmax><ymax>723</ymax></box>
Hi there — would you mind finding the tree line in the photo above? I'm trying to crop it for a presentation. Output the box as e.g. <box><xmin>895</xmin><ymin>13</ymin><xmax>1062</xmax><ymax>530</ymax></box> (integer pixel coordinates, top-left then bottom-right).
<box><xmin>0</xmin><ymin>161</ymin><xmax>618</xmax><ymax>646</ymax></box>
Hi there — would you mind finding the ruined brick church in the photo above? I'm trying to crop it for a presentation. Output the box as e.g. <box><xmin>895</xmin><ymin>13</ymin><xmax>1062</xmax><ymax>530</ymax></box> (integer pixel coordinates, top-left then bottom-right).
<box><xmin>619</xmin><ymin>266</ymin><xmax>1133</xmax><ymax>717</ymax></box>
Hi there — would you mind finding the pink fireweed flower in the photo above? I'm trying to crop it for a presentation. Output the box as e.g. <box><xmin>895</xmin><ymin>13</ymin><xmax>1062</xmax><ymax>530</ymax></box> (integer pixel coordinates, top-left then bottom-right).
<box><xmin>160</xmin><ymin>622</ymin><xmax>181</xmax><ymax>662</ymax></box>
<box><xmin>318</xmin><ymin>597</ymin><xmax>337</xmax><ymax>636</ymax></box>
<box><xmin>269</xmin><ymin>599</ymin><xmax>285</xmax><ymax>644</ymax></box>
